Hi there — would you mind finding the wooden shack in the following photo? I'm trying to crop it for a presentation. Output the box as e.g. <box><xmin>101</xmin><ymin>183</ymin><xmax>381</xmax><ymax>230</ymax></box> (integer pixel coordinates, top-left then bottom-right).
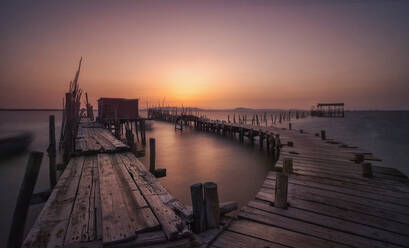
<box><xmin>311</xmin><ymin>103</ymin><xmax>344</xmax><ymax>117</ymax></box>
<box><xmin>97</xmin><ymin>97</ymin><xmax>139</xmax><ymax>121</ymax></box>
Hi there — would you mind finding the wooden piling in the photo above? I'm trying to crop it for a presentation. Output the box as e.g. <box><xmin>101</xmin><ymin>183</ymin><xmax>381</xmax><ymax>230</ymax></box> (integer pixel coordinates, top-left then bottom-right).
<box><xmin>204</xmin><ymin>182</ymin><xmax>220</xmax><ymax>228</ymax></box>
<box><xmin>47</xmin><ymin>115</ymin><xmax>57</xmax><ymax>189</ymax></box>
<box><xmin>355</xmin><ymin>154</ymin><xmax>365</xmax><ymax>164</ymax></box>
<box><xmin>283</xmin><ymin>158</ymin><xmax>293</xmax><ymax>174</ymax></box>
<box><xmin>149</xmin><ymin>138</ymin><xmax>155</xmax><ymax>173</ymax></box>
<box><xmin>321</xmin><ymin>130</ymin><xmax>326</xmax><ymax>140</ymax></box>
<box><xmin>190</xmin><ymin>183</ymin><xmax>206</xmax><ymax>233</ymax></box>
<box><xmin>141</xmin><ymin>119</ymin><xmax>146</xmax><ymax>145</ymax></box>
<box><xmin>361</xmin><ymin>162</ymin><xmax>373</xmax><ymax>178</ymax></box>
<box><xmin>289</xmin><ymin>123</ymin><xmax>292</xmax><ymax>130</ymax></box>
<box><xmin>274</xmin><ymin>173</ymin><xmax>288</xmax><ymax>209</ymax></box>
<box><xmin>8</xmin><ymin>152</ymin><xmax>43</xmax><ymax>248</ymax></box>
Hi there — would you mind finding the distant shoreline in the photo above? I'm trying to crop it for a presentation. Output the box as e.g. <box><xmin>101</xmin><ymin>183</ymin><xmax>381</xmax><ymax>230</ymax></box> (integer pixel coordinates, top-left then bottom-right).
<box><xmin>0</xmin><ymin>109</ymin><xmax>63</xmax><ymax>111</ymax></box>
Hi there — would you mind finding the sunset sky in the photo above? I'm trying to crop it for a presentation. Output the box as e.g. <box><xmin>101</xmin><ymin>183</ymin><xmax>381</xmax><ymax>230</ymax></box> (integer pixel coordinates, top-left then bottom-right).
<box><xmin>1</xmin><ymin>0</ymin><xmax>408</xmax><ymax>110</ymax></box>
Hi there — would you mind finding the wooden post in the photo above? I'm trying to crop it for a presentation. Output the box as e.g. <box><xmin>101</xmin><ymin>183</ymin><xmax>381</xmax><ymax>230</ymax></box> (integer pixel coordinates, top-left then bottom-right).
<box><xmin>361</xmin><ymin>163</ymin><xmax>373</xmax><ymax>178</ymax></box>
<box><xmin>8</xmin><ymin>152</ymin><xmax>43</xmax><ymax>248</ymax></box>
<box><xmin>355</xmin><ymin>154</ymin><xmax>364</xmax><ymax>164</ymax></box>
<box><xmin>125</xmin><ymin>123</ymin><xmax>135</xmax><ymax>150</ymax></box>
<box><xmin>321</xmin><ymin>130</ymin><xmax>326</xmax><ymax>140</ymax></box>
<box><xmin>141</xmin><ymin>119</ymin><xmax>146</xmax><ymax>145</ymax></box>
<box><xmin>204</xmin><ymin>182</ymin><xmax>220</xmax><ymax>228</ymax></box>
<box><xmin>283</xmin><ymin>158</ymin><xmax>293</xmax><ymax>174</ymax></box>
<box><xmin>190</xmin><ymin>183</ymin><xmax>206</xmax><ymax>233</ymax></box>
<box><xmin>274</xmin><ymin>173</ymin><xmax>288</xmax><ymax>209</ymax></box>
<box><xmin>289</xmin><ymin>123</ymin><xmax>292</xmax><ymax>130</ymax></box>
<box><xmin>149</xmin><ymin>138</ymin><xmax>155</xmax><ymax>173</ymax></box>
<box><xmin>266</xmin><ymin>134</ymin><xmax>270</xmax><ymax>151</ymax></box>
<box><xmin>300</xmin><ymin>129</ymin><xmax>303</xmax><ymax>133</ymax></box>
<box><xmin>47</xmin><ymin>115</ymin><xmax>57</xmax><ymax>189</ymax></box>
<box><xmin>63</xmin><ymin>92</ymin><xmax>72</xmax><ymax>163</ymax></box>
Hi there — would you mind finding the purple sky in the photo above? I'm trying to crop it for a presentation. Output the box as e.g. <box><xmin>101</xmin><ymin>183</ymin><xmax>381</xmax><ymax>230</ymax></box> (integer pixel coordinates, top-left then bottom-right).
<box><xmin>1</xmin><ymin>0</ymin><xmax>409</xmax><ymax>109</ymax></box>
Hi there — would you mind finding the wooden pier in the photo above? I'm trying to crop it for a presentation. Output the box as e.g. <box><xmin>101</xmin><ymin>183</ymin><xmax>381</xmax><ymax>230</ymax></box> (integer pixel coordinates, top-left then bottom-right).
<box><xmin>22</xmin><ymin>120</ymin><xmax>192</xmax><ymax>248</ymax></box>
<box><xmin>311</xmin><ymin>103</ymin><xmax>345</xmax><ymax>117</ymax></box>
<box><xmin>149</xmin><ymin>109</ymin><xmax>409</xmax><ymax>248</ymax></box>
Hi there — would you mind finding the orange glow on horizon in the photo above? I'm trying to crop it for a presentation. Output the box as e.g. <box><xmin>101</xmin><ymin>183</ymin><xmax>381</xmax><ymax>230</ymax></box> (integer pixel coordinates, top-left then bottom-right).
<box><xmin>1</xmin><ymin>1</ymin><xmax>409</xmax><ymax>110</ymax></box>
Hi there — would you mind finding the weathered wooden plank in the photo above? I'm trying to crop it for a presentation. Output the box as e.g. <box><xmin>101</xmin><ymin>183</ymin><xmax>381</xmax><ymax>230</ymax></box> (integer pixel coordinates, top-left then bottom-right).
<box><xmin>228</xmin><ymin>219</ymin><xmax>350</xmax><ymax>248</ymax></box>
<box><xmin>246</xmin><ymin>201</ymin><xmax>409</xmax><ymax>247</ymax></box>
<box><xmin>256</xmin><ymin>187</ymin><xmax>409</xmax><ymax>225</ymax></box>
<box><xmin>121</xmin><ymin>153</ymin><xmax>192</xmax><ymax>222</ymax></box>
<box><xmin>98</xmin><ymin>129</ymin><xmax>128</xmax><ymax>150</ymax></box>
<box><xmin>112</xmin><ymin>154</ymin><xmax>160</xmax><ymax>231</ymax></box>
<box><xmin>265</xmin><ymin>173</ymin><xmax>409</xmax><ymax>207</ymax></box>
<box><xmin>117</xmin><ymin>153</ymin><xmax>188</xmax><ymax>240</ymax></box>
<box><xmin>265</xmin><ymin>176</ymin><xmax>409</xmax><ymax>214</ymax></box>
<box><xmin>97</xmin><ymin>154</ymin><xmax>137</xmax><ymax>244</ymax></box>
<box><xmin>23</xmin><ymin>156</ymin><xmax>86</xmax><ymax>248</ymax></box>
<box><xmin>266</xmin><ymin>171</ymin><xmax>409</xmax><ymax>201</ymax></box>
<box><xmin>65</xmin><ymin>155</ymin><xmax>96</xmax><ymax>244</ymax></box>
<box><xmin>212</xmin><ymin>230</ymin><xmax>289</xmax><ymax>248</ymax></box>
<box><xmin>283</xmin><ymin>166</ymin><xmax>409</xmax><ymax>194</ymax></box>
<box><xmin>93</xmin><ymin>161</ymin><xmax>103</xmax><ymax>241</ymax></box>
<box><xmin>92</xmin><ymin>130</ymin><xmax>115</xmax><ymax>151</ymax></box>
<box><xmin>111</xmin><ymin>231</ymin><xmax>167</xmax><ymax>248</ymax></box>
<box><xmin>239</xmin><ymin>206</ymin><xmax>402</xmax><ymax>248</ymax></box>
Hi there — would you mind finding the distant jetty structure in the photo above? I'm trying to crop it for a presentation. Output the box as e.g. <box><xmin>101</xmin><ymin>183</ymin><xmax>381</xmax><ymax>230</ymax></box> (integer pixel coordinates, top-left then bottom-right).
<box><xmin>311</xmin><ymin>102</ymin><xmax>345</xmax><ymax>117</ymax></box>
<box><xmin>147</xmin><ymin>107</ymin><xmax>409</xmax><ymax>248</ymax></box>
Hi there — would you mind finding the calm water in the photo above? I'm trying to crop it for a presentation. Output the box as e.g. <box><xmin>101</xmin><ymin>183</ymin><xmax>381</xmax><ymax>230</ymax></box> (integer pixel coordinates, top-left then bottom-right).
<box><xmin>0</xmin><ymin>110</ymin><xmax>408</xmax><ymax>246</ymax></box>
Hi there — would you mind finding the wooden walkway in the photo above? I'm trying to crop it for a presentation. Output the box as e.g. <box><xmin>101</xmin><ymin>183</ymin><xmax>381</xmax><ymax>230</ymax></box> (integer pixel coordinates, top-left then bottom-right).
<box><xmin>210</xmin><ymin>125</ymin><xmax>409</xmax><ymax>248</ymax></box>
<box><xmin>23</xmin><ymin>121</ymin><xmax>192</xmax><ymax>248</ymax></box>
<box><xmin>148</xmin><ymin>109</ymin><xmax>409</xmax><ymax>248</ymax></box>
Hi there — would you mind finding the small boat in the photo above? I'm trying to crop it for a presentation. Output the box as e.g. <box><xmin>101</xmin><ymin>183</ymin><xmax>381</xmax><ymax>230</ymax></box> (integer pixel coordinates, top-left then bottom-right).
<box><xmin>0</xmin><ymin>131</ymin><xmax>33</xmax><ymax>157</ymax></box>
<box><xmin>145</xmin><ymin>120</ymin><xmax>154</xmax><ymax>130</ymax></box>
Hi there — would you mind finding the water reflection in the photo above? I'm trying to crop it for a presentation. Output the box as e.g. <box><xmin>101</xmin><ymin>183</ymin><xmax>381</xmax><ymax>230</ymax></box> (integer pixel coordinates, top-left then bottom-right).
<box><xmin>139</xmin><ymin>121</ymin><xmax>272</xmax><ymax>207</ymax></box>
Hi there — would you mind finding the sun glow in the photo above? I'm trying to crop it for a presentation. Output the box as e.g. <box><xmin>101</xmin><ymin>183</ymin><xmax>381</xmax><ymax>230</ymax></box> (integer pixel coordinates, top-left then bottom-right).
<box><xmin>166</xmin><ymin>66</ymin><xmax>211</xmax><ymax>102</ymax></box>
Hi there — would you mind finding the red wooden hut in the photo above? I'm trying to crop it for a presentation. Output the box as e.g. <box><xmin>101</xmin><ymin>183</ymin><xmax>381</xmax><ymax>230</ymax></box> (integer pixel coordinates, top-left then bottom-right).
<box><xmin>97</xmin><ymin>98</ymin><xmax>139</xmax><ymax>120</ymax></box>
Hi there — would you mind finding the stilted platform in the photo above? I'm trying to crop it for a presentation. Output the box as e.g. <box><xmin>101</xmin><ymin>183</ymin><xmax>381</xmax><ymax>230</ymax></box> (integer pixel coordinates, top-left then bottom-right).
<box><xmin>23</xmin><ymin>121</ymin><xmax>192</xmax><ymax>248</ymax></box>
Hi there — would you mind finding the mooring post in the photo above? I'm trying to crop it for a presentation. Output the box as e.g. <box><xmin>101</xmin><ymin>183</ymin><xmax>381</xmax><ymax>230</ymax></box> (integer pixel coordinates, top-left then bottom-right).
<box><xmin>190</xmin><ymin>183</ymin><xmax>206</xmax><ymax>233</ymax></box>
<box><xmin>204</xmin><ymin>182</ymin><xmax>220</xmax><ymax>228</ymax></box>
<box><xmin>47</xmin><ymin>115</ymin><xmax>57</xmax><ymax>189</ymax></box>
<box><xmin>149</xmin><ymin>138</ymin><xmax>156</xmax><ymax>173</ymax></box>
<box><xmin>8</xmin><ymin>152</ymin><xmax>43</xmax><ymax>248</ymax></box>
<box><xmin>321</xmin><ymin>130</ymin><xmax>326</xmax><ymax>140</ymax></box>
<box><xmin>361</xmin><ymin>162</ymin><xmax>373</xmax><ymax>178</ymax></box>
<box><xmin>274</xmin><ymin>172</ymin><xmax>288</xmax><ymax>209</ymax></box>
<box><xmin>283</xmin><ymin>158</ymin><xmax>293</xmax><ymax>174</ymax></box>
